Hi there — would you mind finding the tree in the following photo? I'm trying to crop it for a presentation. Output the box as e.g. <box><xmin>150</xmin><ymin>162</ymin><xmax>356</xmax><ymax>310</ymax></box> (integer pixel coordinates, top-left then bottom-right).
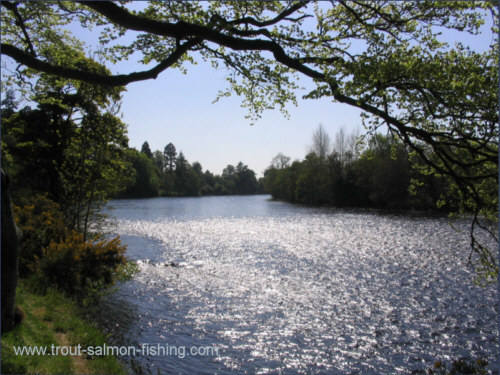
<box><xmin>174</xmin><ymin>152</ymin><xmax>200</xmax><ymax>196</ymax></box>
<box><xmin>271</xmin><ymin>153</ymin><xmax>291</xmax><ymax>170</ymax></box>
<box><xmin>310</xmin><ymin>124</ymin><xmax>331</xmax><ymax>160</ymax></box>
<box><xmin>1</xmin><ymin>171</ymin><xmax>20</xmax><ymax>333</ymax></box>
<box><xmin>121</xmin><ymin>149</ymin><xmax>161</xmax><ymax>198</ymax></box>
<box><xmin>2</xmin><ymin>103</ymin><xmax>73</xmax><ymax>202</ymax></box>
<box><xmin>354</xmin><ymin>134</ymin><xmax>411</xmax><ymax>209</ymax></box>
<box><xmin>192</xmin><ymin>161</ymin><xmax>203</xmax><ymax>176</ymax></box>
<box><xmin>175</xmin><ymin>151</ymin><xmax>187</xmax><ymax>172</ymax></box>
<box><xmin>152</xmin><ymin>150</ymin><xmax>166</xmax><ymax>172</ymax></box>
<box><xmin>63</xmin><ymin>111</ymin><xmax>132</xmax><ymax>238</ymax></box>
<box><xmin>264</xmin><ymin>163</ymin><xmax>299</xmax><ymax>202</ymax></box>
<box><xmin>220</xmin><ymin>163</ymin><xmax>259</xmax><ymax>195</ymax></box>
<box><xmin>141</xmin><ymin>141</ymin><xmax>153</xmax><ymax>159</ymax></box>
<box><xmin>0</xmin><ymin>88</ymin><xmax>18</xmax><ymax>118</ymax></box>
<box><xmin>1</xmin><ymin>1</ymin><xmax>497</xmax><ymax>280</ymax></box>
<box><xmin>295</xmin><ymin>153</ymin><xmax>329</xmax><ymax>205</ymax></box>
<box><xmin>221</xmin><ymin>164</ymin><xmax>236</xmax><ymax>194</ymax></box>
<box><xmin>235</xmin><ymin>162</ymin><xmax>258</xmax><ymax>195</ymax></box>
<box><xmin>1</xmin><ymin>74</ymin><xmax>132</xmax><ymax>239</ymax></box>
<box><xmin>333</xmin><ymin>128</ymin><xmax>346</xmax><ymax>165</ymax></box>
<box><xmin>164</xmin><ymin>143</ymin><xmax>177</xmax><ymax>173</ymax></box>
<box><xmin>201</xmin><ymin>170</ymin><xmax>216</xmax><ymax>195</ymax></box>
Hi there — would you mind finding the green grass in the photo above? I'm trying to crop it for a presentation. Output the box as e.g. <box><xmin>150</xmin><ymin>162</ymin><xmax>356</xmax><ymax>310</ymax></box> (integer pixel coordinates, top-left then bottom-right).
<box><xmin>1</xmin><ymin>281</ymin><xmax>127</xmax><ymax>375</ymax></box>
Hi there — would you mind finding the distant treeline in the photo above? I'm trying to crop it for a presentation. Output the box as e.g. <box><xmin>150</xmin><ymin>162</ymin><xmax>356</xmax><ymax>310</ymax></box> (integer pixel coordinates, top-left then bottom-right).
<box><xmin>2</xmin><ymin>83</ymin><xmax>456</xmax><ymax>211</ymax></box>
<box><xmin>262</xmin><ymin>125</ymin><xmax>457</xmax><ymax>211</ymax></box>
<box><xmin>121</xmin><ymin>142</ymin><xmax>265</xmax><ymax>198</ymax></box>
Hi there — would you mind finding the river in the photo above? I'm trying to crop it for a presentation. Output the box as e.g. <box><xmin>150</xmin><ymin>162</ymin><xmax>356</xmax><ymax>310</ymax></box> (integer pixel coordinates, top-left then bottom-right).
<box><xmin>96</xmin><ymin>195</ymin><xmax>498</xmax><ymax>374</ymax></box>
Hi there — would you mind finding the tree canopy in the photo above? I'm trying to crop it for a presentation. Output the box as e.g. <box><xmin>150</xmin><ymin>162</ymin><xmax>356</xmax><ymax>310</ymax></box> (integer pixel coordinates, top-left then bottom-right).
<box><xmin>120</xmin><ymin>140</ymin><xmax>262</xmax><ymax>198</ymax></box>
<box><xmin>265</xmin><ymin>129</ymin><xmax>453</xmax><ymax>210</ymax></box>
<box><xmin>1</xmin><ymin>1</ymin><xmax>498</xmax><ymax>281</ymax></box>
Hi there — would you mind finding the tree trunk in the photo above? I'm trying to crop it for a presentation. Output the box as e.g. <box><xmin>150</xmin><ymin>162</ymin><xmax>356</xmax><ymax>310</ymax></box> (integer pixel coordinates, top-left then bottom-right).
<box><xmin>1</xmin><ymin>169</ymin><xmax>20</xmax><ymax>334</ymax></box>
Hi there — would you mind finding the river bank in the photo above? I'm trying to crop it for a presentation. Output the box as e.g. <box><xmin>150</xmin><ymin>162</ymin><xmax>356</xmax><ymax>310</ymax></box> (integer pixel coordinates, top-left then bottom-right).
<box><xmin>1</xmin><ymin>281</ymin><xmax>126</xmax><ymax>375</ymax></box>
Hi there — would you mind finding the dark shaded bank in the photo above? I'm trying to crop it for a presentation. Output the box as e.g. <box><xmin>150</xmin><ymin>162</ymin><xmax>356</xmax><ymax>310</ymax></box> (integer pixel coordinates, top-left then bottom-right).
<box><xmin>1</xmin><ymin>170</ymin><xmax>21</xmax><ymax>334</ymax></box>
<box><xmin>266</xmin><ymin>195</ymin><xmax>450</xmax><ymax>218</ymax></box>
<box><xmin>262</xmin><ymin>135</ymin><xmax>458</xmax><ymax>213</ymax></box>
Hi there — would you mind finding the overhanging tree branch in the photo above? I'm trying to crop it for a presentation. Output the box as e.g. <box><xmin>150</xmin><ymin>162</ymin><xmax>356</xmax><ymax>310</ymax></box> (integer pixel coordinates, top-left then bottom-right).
<box><xmin>77</xmin><ymin>1</ymin><xmax>327</xmax><ymax>83</ymax></box>
<box><xmin>2</xmin><ymin>1</ymin><xmax>494</xmax><ymax>180</ymax></box>
<box><xmin>1</xmin><ymin>2</ymin><xmax>36</xmax><ymax>56</ymax></box>
<box><xmin>1</xmin><ymin>39</ymin><xmax>201</xmax><ymax>86</ymax></box>
<box><xmin>225</xmin><ymin>1</ymin><xmax>309</xmax><ymax>27</ymax></box>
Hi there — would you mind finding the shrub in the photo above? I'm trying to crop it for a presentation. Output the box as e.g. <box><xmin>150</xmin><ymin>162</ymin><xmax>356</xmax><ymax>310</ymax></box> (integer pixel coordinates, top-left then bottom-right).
<box><xmin>13</xmin><ymin>194</ymin><xmax>68</xmax><ymax>276</ymax></box>
<box><xmin>39</xmin><ymin>231</ymin><xmax>128</xmax><ymax>303</ymax></box>
<box><xmin>13</xmin><ymin>194</ymin><xmax>136</xmax><ymax>304</ymax></box>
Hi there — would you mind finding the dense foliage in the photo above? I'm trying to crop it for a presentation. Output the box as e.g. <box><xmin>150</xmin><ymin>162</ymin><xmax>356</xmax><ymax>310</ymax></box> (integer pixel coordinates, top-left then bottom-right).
<box><xmin>13</xmin><ymin>195</ymin><xmax>68</xmax><ymax>277</ymax></box>
<box><xmin>40</xmin><ymin>231</ymin><xmax>127</xmax><ymax>303</ymax></box>
<box><xmin>1</xmin><ymin>70</ymin><xmax>134</xmax><ymax>302</ymax></box>
<box><xmin>1</xmin><ymin>83</ymin><xmax>132</xmax><ymax>239</ymax></box>
<box><xmin>264</xmin><ymin>128</ymin><xmax>456</xmax><ymax>211</ymax></box>
<box><xmin>121</xmin><ymin>141</ymin><xmax>263</xmax><ymax>198</ymax></box>
<box><xmin>12</xmin><ymin>195</ymin><xmax>130</xmax><ymax>305</ymax></box>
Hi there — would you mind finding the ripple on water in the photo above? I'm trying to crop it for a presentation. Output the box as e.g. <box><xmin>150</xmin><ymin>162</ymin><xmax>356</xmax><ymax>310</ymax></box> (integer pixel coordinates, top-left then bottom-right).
<box><xmin>100</xmin><ymin>208</ymin><xmax>498</xmax><ymax>374</ymax></box>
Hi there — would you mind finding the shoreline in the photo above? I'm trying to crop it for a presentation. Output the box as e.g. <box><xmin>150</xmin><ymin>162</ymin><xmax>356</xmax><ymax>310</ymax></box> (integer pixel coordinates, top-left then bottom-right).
<box><xmin>1</xmin><ymin>281</ymin><xmax>127</xmax><ymax>375</ymax></box>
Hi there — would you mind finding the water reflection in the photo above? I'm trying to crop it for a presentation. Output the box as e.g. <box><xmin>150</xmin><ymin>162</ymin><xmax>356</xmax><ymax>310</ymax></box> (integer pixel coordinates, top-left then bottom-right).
<box><xmin>98</xmin><ymin>196</ymin><xmax>498</xmax><ymax>374</ymax></box>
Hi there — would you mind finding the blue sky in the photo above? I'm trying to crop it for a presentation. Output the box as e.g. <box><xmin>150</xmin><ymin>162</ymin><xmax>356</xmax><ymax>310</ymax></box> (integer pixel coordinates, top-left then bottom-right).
<box><xmin>119</xmin><ymin>64</ymin><xmax>362</xmax><ymax>177</ymax></box>
<box><xmin>106</xmin><ymin>8</ymin><xmax>495</xmax><ymax>177</ymax></box>
<box><xmin>66</xmin><ymin>13</ymin><xmax>366</xmax><ymax>177</ymax></box>
<box><xmin>4</xmin><ymin>3</ymin><xmax>495</xmax><ymax>177</ymax></box>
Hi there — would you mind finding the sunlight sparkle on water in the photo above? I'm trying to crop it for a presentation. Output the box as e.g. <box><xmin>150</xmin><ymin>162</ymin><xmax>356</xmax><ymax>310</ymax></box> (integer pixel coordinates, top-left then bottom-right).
<box><xmin>99</xmin><ymin>197</ymin><xmax>498</xmax><ymax>374</ymax></box>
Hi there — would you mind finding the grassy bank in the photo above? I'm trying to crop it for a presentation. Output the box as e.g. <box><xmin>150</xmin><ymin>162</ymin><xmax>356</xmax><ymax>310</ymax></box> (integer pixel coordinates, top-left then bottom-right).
<box><xmin>1</xmin><ymin>281</ymin><xmax>126</xmax><ymax>375</ymax></box>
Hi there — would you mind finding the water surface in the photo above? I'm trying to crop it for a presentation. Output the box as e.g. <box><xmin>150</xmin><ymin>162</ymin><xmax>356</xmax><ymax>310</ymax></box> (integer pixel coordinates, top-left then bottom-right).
<box><xmin>97</xmin><ymin>195</ymin><xmax>498</xmax><ymax>374</ymax></box>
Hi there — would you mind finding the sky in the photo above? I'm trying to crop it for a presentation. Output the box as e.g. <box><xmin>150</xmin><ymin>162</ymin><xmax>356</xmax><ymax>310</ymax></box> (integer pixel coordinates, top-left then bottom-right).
<box><xmin>62</xmin><ymin>5</ymin><xmax>367</xmax><ymax>177</ymax></box>
<box><xmin>119</xmin><ymin>64</ymin><xmax>362</xmax><ymax>177</ymax></box>
<box><xmin>3</xmin><ymin>3</ymin><xmax>495</xmax><ymax>177</ymax></box>
<box><xmin>110</xmin><ymin>22</ymin><xmax>493</xmax><ymax>177</ymax></box>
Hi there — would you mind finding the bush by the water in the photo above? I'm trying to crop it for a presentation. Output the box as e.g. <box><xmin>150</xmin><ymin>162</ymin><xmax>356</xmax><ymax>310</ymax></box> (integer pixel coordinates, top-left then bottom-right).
<box><xmin>13</xmin><ymin>194</ymin><xmax>133</xmax><ymax>303</ymax></box>
<box><xmin>13</xmin><ymin>194</ymin><xmax>68</xmax><ymax>276</ymax></box>
<box><xmin>40</xmin><ymin>231</ymin><xmax>128</xmax><ymax>302</ymax></box>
